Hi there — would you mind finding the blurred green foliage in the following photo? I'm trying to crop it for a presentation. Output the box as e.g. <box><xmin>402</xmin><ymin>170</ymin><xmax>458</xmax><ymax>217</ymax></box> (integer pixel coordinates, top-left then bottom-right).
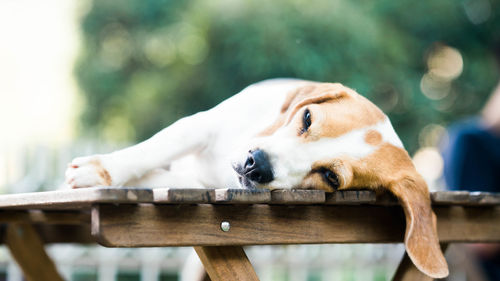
<box><xmin>76</xmin><ymin>0</ymin><xmax>500</xmax><ymax>153</ymax></box>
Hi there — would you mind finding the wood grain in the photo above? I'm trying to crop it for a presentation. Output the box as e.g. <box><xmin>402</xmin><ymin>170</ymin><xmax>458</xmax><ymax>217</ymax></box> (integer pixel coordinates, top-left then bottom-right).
<box><xmin>92</xmin><ymin>204</ymin><xmax>405</xmax><ymax>247</ymax></box>
<box><xmin>215</xmin><ymin>189</ymin><xmax>270</xmax><ymax>204</ymax></box>
<box><xmin>0</xmin><ymin>188</ymin><xmax>498</xmax><ymax>210</ymax></box>
<box><xmin>270</xmin><ymin>190</ymin><xmax>325</xmax><ymax>204</ymax></box>
<box><xmin>5</xmin><ymin>224</ymin><xmax>64</xmax><ymax>281</ymax></box>
<box><xmin>325</xmin><ymin>190</ymin><xmax>376</xmax><ymax>204</ymax></box>
<box><xmin>154</xmin><ymin>188</ymin><xmax>215</xmax><ymax>203</ymax></box>
<box><xmin>195</xmin><ymin>246</ymin><xmax>259</xmax><ymax>281</ymax></box>
<box><xmin>92</xmin><ymin>204</ymin><xmax>500</xmax><ymax>247</ymax></box>
<box><xmin>0</xmin><ymin>187</ymin><xmax>154</xmax><ymax>210</ymax></box>
<box><xmin>432</xmin><ymin>191</ymin><xmax>500</xmax><ymax>205</ymax></box>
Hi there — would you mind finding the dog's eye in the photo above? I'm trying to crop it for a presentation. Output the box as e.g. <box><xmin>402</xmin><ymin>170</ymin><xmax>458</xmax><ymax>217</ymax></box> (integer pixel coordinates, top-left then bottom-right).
<box><xmin>301</xmin><ymin>108</ymin><xmax>312</xmax><ymax>135</ymax></box>
<box><xmin>321</xmin><ymin>169</ymin><xmax>339</xmax><ymax>190</ymax></box>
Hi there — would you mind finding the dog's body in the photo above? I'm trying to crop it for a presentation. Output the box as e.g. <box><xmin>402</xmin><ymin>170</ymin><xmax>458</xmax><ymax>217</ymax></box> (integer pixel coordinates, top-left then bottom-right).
<box><xmin>65</xmin><ymin>79</ymin><xmax>448</xmax><ymax>278</ymax></box>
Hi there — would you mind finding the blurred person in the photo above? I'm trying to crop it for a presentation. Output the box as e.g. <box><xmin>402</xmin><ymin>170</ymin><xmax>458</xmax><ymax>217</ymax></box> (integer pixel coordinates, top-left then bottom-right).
<box><xmin>441</xmin><ymin>41</ymin><xmax>500</xmax><ymax>281</ymax></box>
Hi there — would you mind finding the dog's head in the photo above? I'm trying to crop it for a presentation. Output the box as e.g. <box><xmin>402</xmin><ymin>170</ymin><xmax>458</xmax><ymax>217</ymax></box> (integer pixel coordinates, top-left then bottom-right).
<box><xmin>232</xmin><ymin>82</ymin><xmax>448</xmax><ymax>278</ymax></box>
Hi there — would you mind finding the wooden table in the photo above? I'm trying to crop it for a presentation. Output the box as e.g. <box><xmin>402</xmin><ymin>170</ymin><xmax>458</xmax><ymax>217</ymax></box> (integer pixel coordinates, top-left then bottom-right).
<box><xmin>0</xmin><ymin>187</ymin><xmax>498</xmax><ymax>281</ymax></box>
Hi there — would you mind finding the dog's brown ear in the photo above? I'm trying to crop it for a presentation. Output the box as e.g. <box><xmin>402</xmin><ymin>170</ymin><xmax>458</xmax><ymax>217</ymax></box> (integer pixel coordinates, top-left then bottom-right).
<box><xmin>388</xmin><ymin>175</ymin><xmax>449</xmax><ymax>278</ymax></box>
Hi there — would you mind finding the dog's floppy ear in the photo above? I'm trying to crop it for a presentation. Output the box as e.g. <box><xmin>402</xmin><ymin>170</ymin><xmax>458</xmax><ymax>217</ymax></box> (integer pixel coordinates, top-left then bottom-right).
<box><xmin>388</xmin><ymin>174</ymin><xmax>449</xmax><ymax>278</ymax></box>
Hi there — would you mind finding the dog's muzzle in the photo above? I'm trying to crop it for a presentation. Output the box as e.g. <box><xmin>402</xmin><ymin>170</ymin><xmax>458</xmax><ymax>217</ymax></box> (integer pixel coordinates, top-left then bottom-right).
<box><xmin>233</xmin><ymin>149</ymin><xmax>274</xmax><ymax>188</ymax></box>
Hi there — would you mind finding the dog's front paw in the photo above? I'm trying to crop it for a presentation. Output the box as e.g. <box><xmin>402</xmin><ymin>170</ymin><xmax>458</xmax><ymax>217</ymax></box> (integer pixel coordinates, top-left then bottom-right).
<box><xmin>65</xmin><ymin>155</ymin><xmax>113</xmax><ymax>188</ymax></box>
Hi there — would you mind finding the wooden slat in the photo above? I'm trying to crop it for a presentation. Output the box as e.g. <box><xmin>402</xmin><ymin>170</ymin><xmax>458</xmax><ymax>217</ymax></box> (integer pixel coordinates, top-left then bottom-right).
<box><xmin>325</xmin><ymin>190</ymin><xmax>376</xmax><ymax>204</ymax></box>
<box><xmin>0</xmin><ymin>210</ymin><xmax>89</xmax><ymax>224</ymax></box>
<box><xmin>195</xmin><ymin>246</ymin><xmax>259</xmax><ymax>281</ymax></box>
<box><xmin>432</xmin><ymin>191</ymin><xmax>500</xmax><ymax>205</ymax></box>
<box><xmin>431</xmin><ymin>191</ymin><xmax>470</xmax><ymax>205</ymax></box>
<box><xmin>0</xmin><ymin>188</ymin><xmax>498</xmax><ymax>210</ymax></box>
<box><xmin>270</xmin><ymin>190</ymin><xmax>325</xmax><ymax>204</ymax></box>
<box><xmin>154</xmin><ymin>188</ymin><xmax>215</xmax><ymax>203</ymax></box>
<box><xmin>5</xmin><ymin>224</ymin><xmax>64</xmax><ymax>281</ymax></box>
<box><xmin>215</xmin><ymin>189</ymin><xmax>270</xmax><ymax>204</ymax></box>
<box><xmin>0</xmin><ymin>187</ymin><xmax>154</xmax><ymax>210</ymax></box>
<box><xmin>91</xmin><ymin>203</ymin><xmax>500</xmax><ymax>247</ymax></box>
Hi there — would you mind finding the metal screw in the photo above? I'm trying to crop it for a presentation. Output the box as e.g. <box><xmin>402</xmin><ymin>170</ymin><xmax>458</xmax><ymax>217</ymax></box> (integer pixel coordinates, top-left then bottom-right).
<box><xmin>220</xmin><ymin>221</ymin><xmax>230</xmax><ymax>232</ymax></box>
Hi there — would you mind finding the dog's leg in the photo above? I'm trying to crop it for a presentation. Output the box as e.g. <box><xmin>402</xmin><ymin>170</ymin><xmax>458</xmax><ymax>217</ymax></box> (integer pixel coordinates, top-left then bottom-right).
<box><xmin>65</xmin><ymin>112</ymin><xmax>212</xmax><ymax>188</ymax></box>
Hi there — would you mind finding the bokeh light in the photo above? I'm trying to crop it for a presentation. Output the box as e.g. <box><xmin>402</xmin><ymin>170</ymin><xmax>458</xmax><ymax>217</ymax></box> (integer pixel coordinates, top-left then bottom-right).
<box><xmin>413</xmin><ymin>147</ymin><xmax>445</xmax><ymax>190</ymax></box>
<box><xmin>420</xmin><ymin>44</ymin><xmax>464</xmax><ymax>101</ymax></box>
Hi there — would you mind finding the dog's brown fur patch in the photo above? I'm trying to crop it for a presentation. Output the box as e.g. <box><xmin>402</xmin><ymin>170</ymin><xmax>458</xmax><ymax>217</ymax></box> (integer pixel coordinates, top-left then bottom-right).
<box><xmin>364</xmin><ymin>130</ymin><xmax>382</xmax><ymax>146</ymax></box>
<box><xmin>90</xmin><ymin>159</ymin><xmax>112</xmax><ymax>186</ymax></box>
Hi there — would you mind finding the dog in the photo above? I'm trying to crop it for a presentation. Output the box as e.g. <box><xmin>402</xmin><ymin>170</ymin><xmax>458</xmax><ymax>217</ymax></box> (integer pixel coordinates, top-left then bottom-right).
<box><xmin>65</xmin><ymin>78</ymin><xmax>448</xmax><ymax>278</ymax></box>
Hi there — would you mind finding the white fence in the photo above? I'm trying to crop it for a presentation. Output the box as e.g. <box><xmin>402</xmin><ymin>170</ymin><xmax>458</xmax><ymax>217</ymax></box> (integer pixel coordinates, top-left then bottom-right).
<box><xmin>0</xmin><ymin>244</ymin><xmax>406</xmax><ymax>281</ymax></box>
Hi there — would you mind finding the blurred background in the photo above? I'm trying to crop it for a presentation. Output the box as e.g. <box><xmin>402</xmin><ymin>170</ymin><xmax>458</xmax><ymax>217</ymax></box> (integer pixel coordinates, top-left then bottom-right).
<box><xmin>0</xmin><ymin>0</ymin><xmax>499</xmax><ymax>280</ymax></box>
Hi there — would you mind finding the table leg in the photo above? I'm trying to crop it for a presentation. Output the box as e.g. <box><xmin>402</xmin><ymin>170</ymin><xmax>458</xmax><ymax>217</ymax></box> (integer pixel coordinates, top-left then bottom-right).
<box><xmin>392</xmin><ymin>244</ymin><xmax>449</xmax><ymax>281</ymax></box>
<box><xmin>4</xmin><ymin>224</ymin><xmax>65</xmax><ymax>281</ymax></box>
<box><xmin>194</xmin><ymin>246</ymin><xmax>259</xmax><ymax>281</ymax></box>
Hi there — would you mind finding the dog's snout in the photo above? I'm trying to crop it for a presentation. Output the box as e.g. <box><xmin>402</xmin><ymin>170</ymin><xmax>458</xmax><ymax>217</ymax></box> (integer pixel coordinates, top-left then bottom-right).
<box><xmin>243</xmin><ymin>149</ymin><xmax>274</xmax><ymax>184</ymax></box>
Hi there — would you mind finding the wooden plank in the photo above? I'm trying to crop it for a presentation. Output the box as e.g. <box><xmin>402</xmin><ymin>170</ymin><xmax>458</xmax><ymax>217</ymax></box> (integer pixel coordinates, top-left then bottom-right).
<box><xmin>93</xmin><ymin>204</ymin><xmax>500</xmax><ymax>247</ymax></box>
<box><xmin>468</xmin><ymin>192</ymin><xmax>500</xmax><ymax>205</ymax></box>
<box><xmin>215</xmin><ymin>189</ymin><xmax>270</xmax><ymax>204</ymax></box>
<box><xmin>431</xmin><ymin>191</ymin><xmax>500</xmax><ymax>205</ymax></box>
<box><xmin>270</xmin><ymin>190</ymin><xmax>325</xmax><ymax>204</ymax></box>
<box><xmin>154</xmin><ymin>188</ymin><xmax>215</xmax><ymax>203</ymax></box>
<box><xmin>325</xmin><ymin>190</ymin><xmax>376</xmax><ymax>204</ymax></box>
<box><xmin>0</xmin><ymin>189</ymin><xmax>498</xmax><ymax>210</ymax></box>
<box><xmin>195</xmin><ymin>246</ymin><xmax>259</xmax><ymax>281</ymax></box>
<box><xmin>392</xmin><ymin>244</ymin><xmax>448</xmax><ymax>281</ymax></box>
<box><xmin>0</xmin><ymin>187</ymin><xmax>154</xmax><ymax>210</ymax></box>
<box><xmin>92</xmin><ymin>204</ymin><xmax>404</xmax><ymax>247</ymax></box>
<box><xmin>431</xmin><ymin>191</ymin><xmax>470</xmax><ymax>205</ymax></box>
<box><xmin>5</xmin><ymin>224</ymin><xmax>64</xmax><ymax>281</ymax></box>
<box><xmin>0</xmin><ymin>210</ymin><xmax>89</xmax><ymax>224</ymax></box>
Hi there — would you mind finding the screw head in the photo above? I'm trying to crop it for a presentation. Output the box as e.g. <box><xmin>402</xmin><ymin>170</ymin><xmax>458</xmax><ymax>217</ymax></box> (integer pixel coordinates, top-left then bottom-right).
<box><xmin>220</xmin><ymin>221</ymin><xmax>231</xmax><ymax>232</ymax></box>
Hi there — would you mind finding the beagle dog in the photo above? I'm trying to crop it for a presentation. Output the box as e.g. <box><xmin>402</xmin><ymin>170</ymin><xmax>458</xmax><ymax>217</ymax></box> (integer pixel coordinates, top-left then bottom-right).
<box><xmin>65</xmin><ymin>79</ymin><xmax>448</xmax><ymax>278</ymax></box>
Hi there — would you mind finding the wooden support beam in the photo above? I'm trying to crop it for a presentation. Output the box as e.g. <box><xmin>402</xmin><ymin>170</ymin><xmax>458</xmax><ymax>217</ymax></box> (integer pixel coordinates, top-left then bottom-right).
<box><xmin>36</xmin><ymin>224</ymin><xmax>94</xmax><ymax>244</ymax></box>
<box><xmin>92</xmin><ymin>204</ymin><xmax>500</xmax><ymax>247</ymax></box>
<box><xmin>0</xmin><ymin>210</ymin><xmax>89</xmax><ymax>224</ymax></box>
<box><xmin>195</xmin><ymin>246</ymin><xmax>259</xmax><ymax>281</ymax></box>
<box><xmin>5</xmin><ymin>224</ymin><xmax>64</xmax><ymax>281</ymax></box>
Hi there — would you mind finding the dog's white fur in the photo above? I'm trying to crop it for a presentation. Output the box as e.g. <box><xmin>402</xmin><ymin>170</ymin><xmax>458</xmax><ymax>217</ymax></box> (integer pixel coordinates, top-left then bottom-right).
<box><xmin>65</xmin><ymin>78</ymin><xmax>449</xmax><ymax>279</ymax></box>
<box><xmin>66</xmin><ymin>78</ymin><xmax>401</xmax><ymax>190</ymax></box>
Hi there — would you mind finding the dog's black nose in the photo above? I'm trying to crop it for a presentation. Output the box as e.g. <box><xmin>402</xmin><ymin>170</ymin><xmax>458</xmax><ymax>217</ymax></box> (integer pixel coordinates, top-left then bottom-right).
<box><xmin>243</xmin><ymin>149</ymin><xmax>274</xmax><ymax>183</ymax></box>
